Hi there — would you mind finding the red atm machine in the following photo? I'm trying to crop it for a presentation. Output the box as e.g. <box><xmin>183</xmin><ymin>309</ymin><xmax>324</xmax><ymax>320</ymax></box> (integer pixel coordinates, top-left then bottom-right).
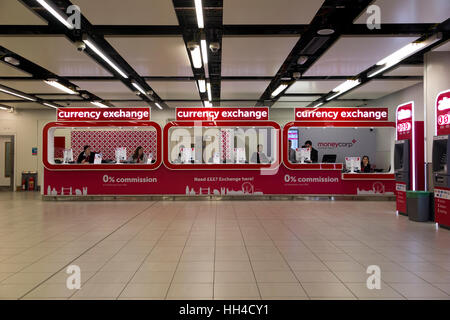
<box><xmin>433</xmin><ymin>89</ymin><xmax>450</xmax><ymax>229</ymax></box>
<box><xmin>395</xmin><ymin>101</ymin><xmax>424</xmax><ymax>215</ymax></box>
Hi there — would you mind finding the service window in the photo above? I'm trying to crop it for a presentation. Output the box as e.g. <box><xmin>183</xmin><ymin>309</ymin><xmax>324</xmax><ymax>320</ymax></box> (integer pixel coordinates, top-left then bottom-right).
<box><xmin>164</xmin><ymin>121</ymin><xmax>281</xmax><ymax>169</ymax></box>
<box><xmin>43</xmin><ymin>122</ymin><xmax>161</xmax><ymax>170</ymax></box>
<box><xmin>285</xmin><ymin>125</ymin><xmax>395</xmax><ymax>173</ymax></box>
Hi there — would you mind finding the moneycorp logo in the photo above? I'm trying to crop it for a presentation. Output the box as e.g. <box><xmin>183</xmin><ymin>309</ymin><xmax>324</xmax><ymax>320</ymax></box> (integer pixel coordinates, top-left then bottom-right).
<box><xmin>317</xmin><ymin>139</ymin><xmax>357</xmax><ymax>149</ymax></box>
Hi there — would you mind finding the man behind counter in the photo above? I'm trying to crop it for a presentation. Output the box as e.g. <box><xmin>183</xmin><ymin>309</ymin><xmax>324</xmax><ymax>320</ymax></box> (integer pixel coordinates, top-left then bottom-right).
<box><xmin>77</xmin><ymin>145</ymin><xmax>95</xmax><ymax>164</ymax></box>
<box><xmin>304</xmin><ymin>140</ymin><xmax>318</xmax><ymax>163</ymax></box>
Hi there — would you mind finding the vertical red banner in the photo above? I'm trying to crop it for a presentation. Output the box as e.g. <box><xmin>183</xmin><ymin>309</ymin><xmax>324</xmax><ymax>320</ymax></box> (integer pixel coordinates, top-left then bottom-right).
<box><xmin>436</xmin><ymin>89</ymin><xmax>450</xmax><ymax>136</ymax></box>
<box><xmin>396</xmin><ymin>102</ymin><xmax>413</xmax><ymax>140</ymax></box>
<box><xmin>396</xmin><ymin>182</ymin><xmax>407</xmax><ymax>214</ymax></box>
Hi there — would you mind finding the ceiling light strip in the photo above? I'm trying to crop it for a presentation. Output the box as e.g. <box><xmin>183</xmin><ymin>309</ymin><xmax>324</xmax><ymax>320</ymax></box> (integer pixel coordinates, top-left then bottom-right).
<box><xmin>83</xmin><ymin>39</ymin><xmax>128</xmax><ymax>78</ymax></box>
<box><xmin>36</xmin><ymin>0</ymin><xmax>74</xmax><ymax>29</ymax></box>
<box><xmin>44</xmin><ymin>80</ymin><xmax>77</xmax><ymax>94</ymax></box>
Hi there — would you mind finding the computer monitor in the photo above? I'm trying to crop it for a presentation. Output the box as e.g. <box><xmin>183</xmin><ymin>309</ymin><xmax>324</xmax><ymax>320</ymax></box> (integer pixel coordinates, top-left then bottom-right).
<box><xmin>345</xmin><ymin>157</ymin><xmax>361</xmax><ymax>172</ymax></box>
<box><xmin>180</xmin><ymin>147</ymin><xmax>195</xmax><ymax>163</ymax></box>
<box><xmin>63</xmin><ymin>149</ymin><xmax>73</xmax><ymax>163</ymax></box>
<box><xmin>295</xmin><ymin>148</ymin><xmax>311</xmax><ymax>163</ymax></box>
<box><xmin>115</xmin><ymin>147</ymin><xmax>127</xmax><ymax>163</ymax></box>
<box><xmin>322</xmin><ymin>154</ymin><xmax>337</xmax><ymax>163</ymax></box>
<box><xmin>94</xmin><ymin>153</ymin><xmax>103</xmax><ymax>164</ymax></box>
<box><xmin>234</xmin><ymin>148</ymin><xmax>246</xmax><ymax>163</ymax></box>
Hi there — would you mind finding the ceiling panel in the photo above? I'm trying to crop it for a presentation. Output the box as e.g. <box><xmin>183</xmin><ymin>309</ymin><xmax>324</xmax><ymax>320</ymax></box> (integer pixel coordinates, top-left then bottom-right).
<box><xmin>0</xmin><ymin>92</ymin><xmax>21</xmax><ymax>100</ymax></box>
<box><xmin>221</xmin><ymin>81</ymin><xmax>270</xmax><ymax>99</ymax></box>
<box><xmin>384</xmin><ymin>65</ymin><xmax>423</xmax><ymax>76</ymax></box>
<box><xmin>0</xmin><ymin>80</ymin><xmax>70</xmax><ymax>94</ymax></box>
<box><xmin>0</xmin><ymin>0</ymin><xmax>47</xmax><ymax>25</ymax></box>
<box><xmin>146</xmin><ymin>81</ymin><xmax>199</xmax><ymax>100</ymax></box>
<box><xmin>272</xmin><ymin>101</ymin><xmax>310</xmax><ymax>108</ymax></box>
<box><xmin>0</xmin><ymin>62</ymin><xmax>32</xmax><ymax>77</ymax></box>
<box><xmin>73</xmin><ymin>0</ymin><xmax>178</xmax><ymax>25</ymax></box>
<box><xmin>72</xmin><ymin>80</ymin><xmax>136</xmax><ymax>100</ymax></box>
<box><xmin>285</xmin><ymin>80</ymin><xmax>342</xmax><ymax>94</ymax></box>
<box><xmin>224</xmin><ymin>0</ymin><xmax>324</xmax><ymax>24</ymax></box>
<box><xmin>433</xmin><ymin>40</ymin><xmax>450</xmax><ymax>52</ymax></box>
<box><xmin>321</xmin><ymin>100</ymin><xmax>368</xmax><ymax>108</ymax></box>
<box><xmin>341</xmin><ymin>79</ymin><xmax>422</xmax><ymax>100</ymax></box>
<box><xmin>219</xmin><ymin>101</ymin><xmax>259</xmax><ymax>107</ymax></box>
<box><xmin>166</xmin><ymin>101</ymin><xmax>202</xmax><ymax>108</ymax></box>
<box><xmin>107</xmin><ymin>37</ymin><xmax>193</xmax><ymax>77</ymax></box>
<box><xmin>2</xmin><ymin>102</ymin><xmax>48</xmax><ymax>110</ymax></box>
<box><xmin>304</xmin><ymin>36</ymin><xmax>417</xmax><ymax>76</ymax></box>
<box><xmin>112</xmin><ymin>101</ymin><xmax>150</xmax><ymax>108</ymax></box>
<box><xmin>279</xmin><ymin>96</ymin><xmax>321</xmax><ymax>102</ymax></box>
<box><xmin>0</xmin><ymin>37</ymin><xmax>112</xmax><ymax>77</ymax></box>
<box><xmin>222</xmin><ymin>37</ymin><xmax>298</xmax><ymax>76</ymax></box>
<box><xmin>354</xmin><ymin>0</ymin><xmax>450</xmax><ymax>24</ymax></box>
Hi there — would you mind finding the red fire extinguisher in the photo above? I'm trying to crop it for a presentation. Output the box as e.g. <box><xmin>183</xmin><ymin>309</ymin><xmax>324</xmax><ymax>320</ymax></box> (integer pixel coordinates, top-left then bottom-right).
<box><xmin>28</xmin><ymin>177</ymin><xmax>34</xmax><ymax>191</ymax></box>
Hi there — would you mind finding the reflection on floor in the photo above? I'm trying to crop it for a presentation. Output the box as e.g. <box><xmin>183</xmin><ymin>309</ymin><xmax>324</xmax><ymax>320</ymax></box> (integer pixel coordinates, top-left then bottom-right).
<box><xmin>0</xmin><ymin>192</ymin><xmax>449</xmax><ymax>300</ymax></box>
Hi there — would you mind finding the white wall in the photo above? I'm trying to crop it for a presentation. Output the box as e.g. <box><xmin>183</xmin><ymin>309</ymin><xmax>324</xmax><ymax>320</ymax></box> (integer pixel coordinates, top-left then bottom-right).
<box><xmin>424</xmin><ymin>51</ymin><xmax>450</xmax><ymax>162</ymax></box>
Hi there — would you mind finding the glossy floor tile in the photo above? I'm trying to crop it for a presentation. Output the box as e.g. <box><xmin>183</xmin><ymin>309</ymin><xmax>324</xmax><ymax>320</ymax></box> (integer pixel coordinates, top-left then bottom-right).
<box><xmin>0</xmin><ymin>192</ymin><xmax>449</xmax><ymax>300</ymax></box>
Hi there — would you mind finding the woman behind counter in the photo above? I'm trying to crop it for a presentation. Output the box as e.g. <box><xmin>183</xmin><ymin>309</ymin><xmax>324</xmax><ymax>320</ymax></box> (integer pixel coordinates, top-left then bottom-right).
<box><xmin>361</xmin><ymin>155</ymin><xmax>371</xmax><ymax>173</ymax></box>
<box><xmin>128</xmin><ymin>146</ymin><xmax>147</xmax><ymax>163</ymax></box>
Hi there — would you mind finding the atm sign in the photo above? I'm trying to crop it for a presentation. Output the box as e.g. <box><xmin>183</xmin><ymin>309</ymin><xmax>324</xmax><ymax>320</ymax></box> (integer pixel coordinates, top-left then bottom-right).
<box><xmin>397</xmin><ymin>122</ymin><xmax>412</xmax><ymax>133</ymax></box>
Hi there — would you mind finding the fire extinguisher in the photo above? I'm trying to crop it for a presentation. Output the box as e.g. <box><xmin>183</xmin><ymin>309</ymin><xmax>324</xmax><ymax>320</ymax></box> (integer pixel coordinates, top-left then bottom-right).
<box><xmin>22</xmin><ymin>177</ymin><xmax>26</xmax><ymax>190</ymax></box>
<box><xmin>28</xmin><ymin>177</ymin><xmax>34</xmax><ymax>191</ymax></box>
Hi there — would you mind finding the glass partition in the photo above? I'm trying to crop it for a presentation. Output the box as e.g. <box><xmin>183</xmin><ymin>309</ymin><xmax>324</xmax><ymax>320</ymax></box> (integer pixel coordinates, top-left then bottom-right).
<box><xmin>43</xmin><ymin>122</ymin><xmax>161</xmax><ymax>170</ymax></box>
<box><xmin>165</xmin><ymin>122</ymin><xmax>280</xmax><ymax>168</ymax></box>
<box><xmin>285</xmin><ymin>126</ymin><xmax>395</xmax><ymax>173</ymax></box>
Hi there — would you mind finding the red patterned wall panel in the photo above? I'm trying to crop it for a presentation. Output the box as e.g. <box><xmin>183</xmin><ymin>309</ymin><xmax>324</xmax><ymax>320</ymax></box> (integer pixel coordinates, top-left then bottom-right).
<box><xmin>71</xmin><ymin>131</ymin><xmax>157</xmax><ymax>160</ymax></box>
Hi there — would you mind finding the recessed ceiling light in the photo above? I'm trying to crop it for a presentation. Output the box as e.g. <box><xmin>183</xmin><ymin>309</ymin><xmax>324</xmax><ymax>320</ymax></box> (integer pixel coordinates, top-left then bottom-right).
<box><xmin>4</xmin><ymin>56</ymin><xmax>20</xmax><ymax>66</ymax></box>
<box><xmin>317</xmin><ymin>28</ymin><xmax>335</xmax><ymax>35</ymax></box>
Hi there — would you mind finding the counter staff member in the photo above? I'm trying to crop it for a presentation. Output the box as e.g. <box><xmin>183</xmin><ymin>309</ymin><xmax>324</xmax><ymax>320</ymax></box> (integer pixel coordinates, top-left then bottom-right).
<box><xmin>304</xmin><ymin>140</ymin><xmax>318</xmax><ymax>163</ymax></box>
<box><xmin>288</xmin><ymin>140</ymin><xmax>296</xmax><ymax>163</ymax></box>
<box><xmin>129</xmin><ymin>146</ymin><xmax>147</xmax><ymax>163</ymax></box>
<box><xmin>77</xmin><ymin>145</ymin><xmax>94</xmax><ymax>164</ymax></box>
<box><xmin>251</xmin><ymin>144</ymin><xmax>270</xmax><ymax>163</ymax></box>
<box><xmin>361</xmin><ymin>155</ymin><xmax>371</xmax><ymax>173</ymax></box>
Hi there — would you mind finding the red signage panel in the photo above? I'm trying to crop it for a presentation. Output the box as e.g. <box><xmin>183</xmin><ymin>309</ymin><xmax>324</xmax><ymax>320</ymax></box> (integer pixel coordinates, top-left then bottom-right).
<box><xmin>176</xmin><ymin>107</ymin><xmax>269</xmax><ymax>121</ymax></box>
<box><xmin>294</xmin><ymin>107</ymin><xmax>388</xmax><ymax>121</ymax></box>
<box><xmin>396</xmin><ymin>102</ymin><xmax>413</xmax><ymax>140</ymax></box>
<box><xmin>57</xmin><ymin>108</ymin><xmax>151</xmax><ymax>121</ymax></box>
<box><xmin>435</xmin><ymin>89</ymin><xmax>450</xmax><ymax>136</ymax></box>
<box><xmin>435</xmin><ymin>187</ymin><xmax>450</xmax><ymax>227</ymax></box>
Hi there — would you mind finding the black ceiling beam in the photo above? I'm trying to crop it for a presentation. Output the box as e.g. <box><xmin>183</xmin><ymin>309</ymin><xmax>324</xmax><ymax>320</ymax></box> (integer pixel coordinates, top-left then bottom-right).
<box><xmin>18</xmin><ymin>0</ymin><xmax>167</xmax><ymax>109</ymax></box>
<box><xmin>172</xmin><ymin>0</ymin><xmax>223</xmax><ymax>106</ymax></box>
<box><xmin>256</xmin><ymin>0</ymin><xmax>375</xmax><ymax>107</ymax></box>
<box><xmin>0</xmin><ymin>23</ymin><xmax>439</xmax><ymax>37</ymax></box>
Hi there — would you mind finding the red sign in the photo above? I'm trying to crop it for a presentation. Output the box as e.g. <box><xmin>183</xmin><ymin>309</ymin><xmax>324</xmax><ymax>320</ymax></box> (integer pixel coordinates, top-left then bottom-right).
<box><xmin>396</xmin><ymin>182</ymin><xmax>407</xmax><ymax>214</ymax></box>
<box><xmin>57</xmin><ymin>108</ymin><xmax>151</xmax><ymax>121</ymax></box>
<box><xmin>176</xmin><ymin>107</ymin><xmax>269</xmax><ymax>121</ymax></box>
<box><xmin>43</xmin><ymin>165</ymin><xmax>394</xmax><ymax>196</ymax></box>
<box><xmin>294</xmin><ymin>108</ymin><xmax>388</xmax><ymax>121</ymax></box>
<box><xmin>396</xmin><ymin>102</ymin><xmax>413</xmax><ymax>140</ymax></box>
<box><xmin>435</xmin><ymin>89</ymin><xmax>450</xmax><ymax>136</ymax></box>
<box><xmin>435</xmin><ymin>187</ymin><xmax>450</xmax><ymax>227</ymax></box>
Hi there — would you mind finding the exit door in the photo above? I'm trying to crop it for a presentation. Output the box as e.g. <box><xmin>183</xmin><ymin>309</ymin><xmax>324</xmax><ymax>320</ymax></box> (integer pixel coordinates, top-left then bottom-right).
<box><xmin>0</xmin><ymin>135</ymin><xmax>14</xmax><ymax>191</ymax></box>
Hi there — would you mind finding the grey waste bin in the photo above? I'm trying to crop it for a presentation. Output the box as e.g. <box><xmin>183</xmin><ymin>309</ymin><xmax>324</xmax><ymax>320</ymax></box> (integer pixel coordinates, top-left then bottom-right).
<box><xmin>406</xmin><ymin>191</ymin><xmax>432</xmax><ymax>222</ymax></box>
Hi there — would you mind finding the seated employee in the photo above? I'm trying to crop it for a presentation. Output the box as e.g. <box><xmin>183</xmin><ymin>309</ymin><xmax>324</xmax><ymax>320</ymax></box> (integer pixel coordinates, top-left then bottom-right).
<box><xmin>250</xmin><ymin>144</ymin><xmax>270</xmax><ymax>163</ymax></box>
<box><xmin>77</xmin><ymin>145</ymin><xmax>95</xmax><ymax>164</ymax></box>
<box><xmin>304</xmin><ymin>140</ymin><xmax>318</xmax><ymax>163</ymax></box>
<box><xmin>128</xmin><ymin>146</ymin><xmax>147</xmax><ymax>163</ymax></box>
<box><xmin>288</xmin><ymin>140</ymin><xmax>296</xmax><ymax>163</ymax></box>
<box><xmin>361</xmin><ymin>155</ymin><xmax>371</xmax><ymax>173</ymax></box>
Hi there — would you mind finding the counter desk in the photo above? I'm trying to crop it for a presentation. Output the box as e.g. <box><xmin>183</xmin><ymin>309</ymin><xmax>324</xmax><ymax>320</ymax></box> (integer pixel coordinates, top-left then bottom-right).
<box><xmin>42</xmin><ymin>112</ymin><xmax>395</xmax><ymax>198</ymax></box>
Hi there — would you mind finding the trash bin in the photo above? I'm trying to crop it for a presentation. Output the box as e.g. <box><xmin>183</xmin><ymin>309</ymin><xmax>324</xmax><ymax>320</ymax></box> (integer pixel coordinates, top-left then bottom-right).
<box><xmin>406</xmin><ymin>191</ymin><xmax>432</xmax><ymax>222</ymax></box>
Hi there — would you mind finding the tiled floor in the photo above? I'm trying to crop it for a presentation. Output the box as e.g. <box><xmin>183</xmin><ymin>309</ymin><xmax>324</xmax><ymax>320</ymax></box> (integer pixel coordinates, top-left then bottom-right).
<box><xmin>1</xmin><ymin>192</ymin><xmax>450</xmax><ymax>300</ymax></box>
